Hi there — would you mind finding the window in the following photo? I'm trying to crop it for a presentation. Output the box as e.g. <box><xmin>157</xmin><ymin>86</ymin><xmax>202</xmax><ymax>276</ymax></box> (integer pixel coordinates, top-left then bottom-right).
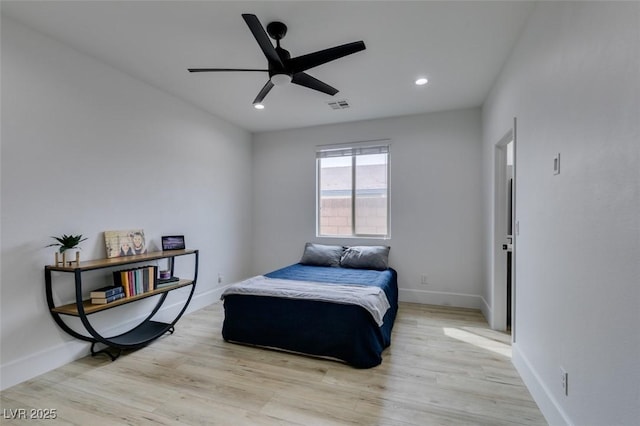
<box><xmin>316</xmin><ymin>142</ymin><xmax>390</xmax><ymax>238</ymax></box>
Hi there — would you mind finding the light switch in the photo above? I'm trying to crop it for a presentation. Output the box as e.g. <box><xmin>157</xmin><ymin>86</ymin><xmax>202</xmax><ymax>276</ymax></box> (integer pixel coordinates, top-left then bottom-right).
<box><xmin>553</xmin><ymin>153</ymin><xmax>561</xmax><ymax>175</ymax></box>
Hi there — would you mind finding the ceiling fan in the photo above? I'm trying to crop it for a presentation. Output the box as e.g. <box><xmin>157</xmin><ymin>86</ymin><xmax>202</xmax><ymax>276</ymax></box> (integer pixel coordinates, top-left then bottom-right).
<box><xmin>188</xmin><ymin>14</ymin><xmax>366</xmax><ymax>106</ymax></box>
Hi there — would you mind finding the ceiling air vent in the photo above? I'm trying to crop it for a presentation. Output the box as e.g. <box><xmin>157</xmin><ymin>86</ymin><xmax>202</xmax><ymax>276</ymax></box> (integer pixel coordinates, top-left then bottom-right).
<box><xmin>327</xmin><ymin>99</ymin><xmax>350</xmax><ymax>110</ymax></box>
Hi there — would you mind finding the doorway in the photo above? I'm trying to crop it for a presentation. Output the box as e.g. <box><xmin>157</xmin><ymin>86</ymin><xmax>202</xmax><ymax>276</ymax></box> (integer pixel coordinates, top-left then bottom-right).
<box><xmin>506</xmin><ymin>140</ymin><xmax>514</xmax><ymax>331</ymax></box>
<box><xmin>493</xmin><ymin>121</ymin><xmax>516</xmax><ymax>338</ymax></box>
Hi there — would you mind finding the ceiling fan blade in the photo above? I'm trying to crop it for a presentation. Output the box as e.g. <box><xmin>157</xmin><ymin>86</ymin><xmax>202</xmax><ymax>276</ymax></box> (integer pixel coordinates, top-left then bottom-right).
<box><xmin>253</xmin><ymin>80</ymin><xmax>274</xmax><ymax>104</ymax></box>
<box><xmin>288</xmin><ymin>41</ymin><xmax>366</xmax><ymax>74</ymax></box>
<box><xmin>242</xmin><ymin>14</ymin><xmax>284</xmax><ymax>68</ymax></box>
<box><xmin>292</xmin><ymin>72</ymin><xmax>338</xmax><ymax>96</ymax></box>
<box><xmin>188</xmin><ymin>68</ymin><xmax>268</xmax><ymax>72</ymax></box>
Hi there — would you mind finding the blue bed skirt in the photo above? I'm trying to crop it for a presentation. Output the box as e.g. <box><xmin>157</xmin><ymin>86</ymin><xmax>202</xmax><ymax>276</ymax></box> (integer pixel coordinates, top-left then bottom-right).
<box><xmin>222</xmin><ymin>263</ymin><xmax>398</xmax><ymax>368</ymax></box>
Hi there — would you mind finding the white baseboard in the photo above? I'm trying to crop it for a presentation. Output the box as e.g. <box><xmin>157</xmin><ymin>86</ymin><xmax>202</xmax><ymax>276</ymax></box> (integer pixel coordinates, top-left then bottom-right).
<box><xmin>0</xmin><ymin>340</ymin><xmax>88</xmax><ymax>391</ymax></box>
<box><xmin>512</xmin><ymin>343</ymin><xmax>572</xmax><ymax>426</ymax></box>
<box><xmin>0</xmin><ymin>288</ymin><xmax>223</xmax><ymax>391</ymax></box>
<box><xmin>480</xmin><ymin>296</ymin><xmax>492</xmax><ymax>325</ymax></box>
<box><xmin>398</xmin><ymin>288</ymin><xmax>484</xmax><ymax>310</ymax></box>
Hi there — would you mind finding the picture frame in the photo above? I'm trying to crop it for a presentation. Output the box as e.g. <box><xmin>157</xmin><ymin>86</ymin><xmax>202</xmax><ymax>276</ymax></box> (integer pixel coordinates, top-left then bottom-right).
<box><xmin>104</xmin><ymin>229</ymin><xmax>147</xmax><ymax>258</ymax></box>
<box><xmin>161</xmin><ymin>235</ymin><xmax>185</xmax><ymax>251</ymax></box>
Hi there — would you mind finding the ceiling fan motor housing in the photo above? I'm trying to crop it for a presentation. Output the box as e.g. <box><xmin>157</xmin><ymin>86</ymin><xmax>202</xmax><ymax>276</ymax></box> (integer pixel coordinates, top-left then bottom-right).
<box><xmin>266</xmin><ymin>21</ymin><xmax>287</xmax><ymax>41</ymax></box>
<box><xmin>269</xmin><ymin>46</ymin><xmax>292</xmax><ymax>83</ymax></box>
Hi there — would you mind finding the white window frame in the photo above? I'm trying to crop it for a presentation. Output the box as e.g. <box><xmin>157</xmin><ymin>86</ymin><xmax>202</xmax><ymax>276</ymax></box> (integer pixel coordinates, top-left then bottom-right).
<box><xmin>316</xmin><ymin>140</ymin><xmax>390</xmax><ymax>239</ymax></box>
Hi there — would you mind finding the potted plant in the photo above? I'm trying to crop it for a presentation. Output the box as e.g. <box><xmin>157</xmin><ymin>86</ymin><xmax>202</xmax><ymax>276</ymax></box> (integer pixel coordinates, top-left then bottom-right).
<box><xmin>47</xmin><ymin>234</ymin><xmax>87</xmax><ymax>266</ymax></box>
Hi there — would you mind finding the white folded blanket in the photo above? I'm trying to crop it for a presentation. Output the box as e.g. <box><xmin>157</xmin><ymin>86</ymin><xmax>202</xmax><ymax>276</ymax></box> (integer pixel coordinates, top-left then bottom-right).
<box><xmin>221</xmin><ymin>275</ymin><xmax>391</xmax><ymax>326</ymax></box>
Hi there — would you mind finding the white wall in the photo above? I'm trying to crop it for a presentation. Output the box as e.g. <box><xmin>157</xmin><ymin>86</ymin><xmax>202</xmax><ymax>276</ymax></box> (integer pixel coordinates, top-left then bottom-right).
<box><xmin>252</xmin><ymin>109</ymin><xmax>485</xmax><ymax>308</ymax></box>
<box><xmin>0</xmin><ymin>17</ymin><xmax>253</xmax><ymax>390</ymax></box>
<box><xmin>482</xmin><ymin>2</ymin><xmax>639</xmax><ymax>424</ymax></box>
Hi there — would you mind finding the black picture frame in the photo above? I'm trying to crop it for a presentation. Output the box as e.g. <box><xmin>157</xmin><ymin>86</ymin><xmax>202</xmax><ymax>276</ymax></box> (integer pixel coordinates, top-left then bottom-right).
<box><xmin>161</xmin><ymin>235</ymin><xmax>185</xmax><ymax>251</ymax></box>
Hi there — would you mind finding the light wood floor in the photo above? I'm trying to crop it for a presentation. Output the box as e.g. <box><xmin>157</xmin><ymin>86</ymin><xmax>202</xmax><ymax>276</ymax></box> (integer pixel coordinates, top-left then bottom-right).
<box><xmin>1</xmin><ymin>302</ymin><xmax>546</xmax><ymax>425</ymax></box>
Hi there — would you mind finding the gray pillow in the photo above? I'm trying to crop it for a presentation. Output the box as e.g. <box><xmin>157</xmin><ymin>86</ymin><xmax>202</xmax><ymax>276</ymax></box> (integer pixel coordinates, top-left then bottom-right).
<box><xmin>300</xmin><ymin>243</ymin><xmax>344</xmax><ymax>267</ymax></box>
<box><xmin>340</xmin><ymin>246</ymin><xmax>390</xmax><ymax>270</ymax></box>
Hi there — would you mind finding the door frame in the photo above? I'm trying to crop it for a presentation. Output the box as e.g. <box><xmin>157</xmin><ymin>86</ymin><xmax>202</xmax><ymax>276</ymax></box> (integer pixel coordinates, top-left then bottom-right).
<box><xmin>492</xmin><ymin>118</ymin><xmax>517</xmax><ymax>338</ymax></box>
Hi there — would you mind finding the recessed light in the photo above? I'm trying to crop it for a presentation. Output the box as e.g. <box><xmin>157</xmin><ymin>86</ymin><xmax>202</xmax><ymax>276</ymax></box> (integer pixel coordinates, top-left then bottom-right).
<box><xmin>415</xmin><ymin>77</ymin><xmax>428</xmax><ymax>86</ymax></box>
<box><xmin>254</xmin><ymin>103</ymin><xmax>265</xmax><ymax>110</ymax></box>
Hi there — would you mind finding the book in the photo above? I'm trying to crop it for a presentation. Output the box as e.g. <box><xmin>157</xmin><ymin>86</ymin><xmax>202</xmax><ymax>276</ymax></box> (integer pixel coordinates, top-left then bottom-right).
<box><xmin>113</xmin><ymin>270</ymin><xmax>130</xmax><ymax>297</ymax></box>
<box><xmin>135</xmin><ymin>269</ymin><xmax>142</xmax><ymax>295</ymax></box>
<box><xmin>90</xmin><ymin>285</ymin><xmax>124</xmax><ymax>299</ymax></box>
<box><xmin>128</xmin><ymin>270</ymin><xmax>135</xmax><ymax>296</ymax></box>
<box><xmin>91</xmin><ymin>292</ymin><xmax>125</xmax><ymax>305</ymax></box>
<box><xmin>143</xmin><ymin>267</ymin><xmax>149</xmax><ymax>292</ymax></box>
<box><xmin>156</xmin><ymin>276</ymin><xmax>180</xmax><ymax>288</ymax></box>
<box><xmin>148</xmin><ymin>265</ymin><xmax>157</xmax><ymax>291</ymax></box>
<box><xmin>113</xmin><ymin>265</ymin><xmax>157</xmax><ymax>296</ymax></box>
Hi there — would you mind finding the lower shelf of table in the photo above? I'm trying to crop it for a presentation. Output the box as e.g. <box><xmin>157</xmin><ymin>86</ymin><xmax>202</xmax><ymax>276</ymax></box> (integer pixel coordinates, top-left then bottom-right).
<box><xmin>105</xmin><ymin>320</ymin><xmax>172</xmax><ymax>347</ymax></box>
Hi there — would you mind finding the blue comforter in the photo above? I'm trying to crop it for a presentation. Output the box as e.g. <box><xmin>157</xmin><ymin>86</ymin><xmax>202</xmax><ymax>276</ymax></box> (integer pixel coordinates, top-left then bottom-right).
<box><xmin>222</xmin><ymin>263</ymin><xmax>398</xmax><ymax>368</ymax></box>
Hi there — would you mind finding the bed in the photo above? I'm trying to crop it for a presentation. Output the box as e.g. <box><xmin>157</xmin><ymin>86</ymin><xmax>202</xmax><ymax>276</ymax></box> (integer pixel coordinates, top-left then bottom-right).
<box><xmin>221</xmin><ymin>244</ymin><xmax>398</xmax><ymax>368</ymax></box>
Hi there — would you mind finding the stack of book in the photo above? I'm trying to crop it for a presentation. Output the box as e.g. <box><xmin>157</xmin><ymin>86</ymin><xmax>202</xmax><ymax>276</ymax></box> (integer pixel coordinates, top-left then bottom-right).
<box><xmin>90</xmin><ymin>285</ymin><xmax>125</xmax><ymax>305</ymax></box>
<box><xmin>156</xmin><ymin>275</ymin><xmax>180</xmax><ymax>288</ymax></box>
<box><xmin>113</xmin><ymin>265</ymin><xmax>158</xmax><ymax>297</ymax></box>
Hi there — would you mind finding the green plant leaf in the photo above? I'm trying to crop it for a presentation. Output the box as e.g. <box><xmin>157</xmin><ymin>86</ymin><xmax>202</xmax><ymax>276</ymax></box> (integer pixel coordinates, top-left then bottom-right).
<box><xmin>46</xmin><ymin>234</ymin><xmax>88</xmax><ymax>252</ymax></box>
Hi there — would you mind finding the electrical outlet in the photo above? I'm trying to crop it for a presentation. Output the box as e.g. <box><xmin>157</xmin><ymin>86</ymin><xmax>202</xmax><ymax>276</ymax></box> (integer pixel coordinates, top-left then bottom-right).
<box><xmin>560</xmin><ymin>367</ymin><xmax>568</xmax><ymax>396</ymax></box>
<box><xmin>420</xmin><ymin>275</ymin><xmax>428</xmax><ymax>285</ymax></box>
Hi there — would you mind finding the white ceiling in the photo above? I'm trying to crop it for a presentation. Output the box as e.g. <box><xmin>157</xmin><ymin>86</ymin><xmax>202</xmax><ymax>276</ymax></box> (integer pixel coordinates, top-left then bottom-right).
<box><xmin>1</xmin><ymin>1</ymin><xmax>535</xmax><ymax>133</ymax></box>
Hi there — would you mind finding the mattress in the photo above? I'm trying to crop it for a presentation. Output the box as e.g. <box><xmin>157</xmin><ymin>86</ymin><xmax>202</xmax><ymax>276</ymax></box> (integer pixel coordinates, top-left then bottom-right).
<box><xmin>221</xmin><ymin>263</ymin><xmax>398</xmax><ymax>368</ymax></box>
